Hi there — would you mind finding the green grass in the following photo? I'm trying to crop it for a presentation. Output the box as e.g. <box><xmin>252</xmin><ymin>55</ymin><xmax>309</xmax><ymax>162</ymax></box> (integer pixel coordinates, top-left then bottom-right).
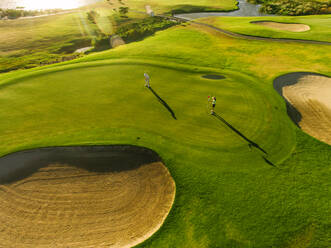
<box><xmin>0</xmin><ymin>10</ymin><xmax>98</xmax><ymax>72</ymax></box>
<box><xmin>123</xmin><ymin>0</ymin><xmax>238</xmax><ymax>14</ymax></box>
<box><xmin>0</xmin><ymin>1</ymin><xmax>149</xmax><ymax>72</ymax></box>
<box><xmin>199</xmin><ymin>15</ymin><xmax>331</xmax><ymax>42</ymax></box>
<box><xmin>0</xmin><ymin>12</ymin><xmax>94</xmax><ymax>54</ymax></box>
<box><xmin>0</xmin><ymin>20</ymin><xmax>330</xmax><ymax>248</ymax></box>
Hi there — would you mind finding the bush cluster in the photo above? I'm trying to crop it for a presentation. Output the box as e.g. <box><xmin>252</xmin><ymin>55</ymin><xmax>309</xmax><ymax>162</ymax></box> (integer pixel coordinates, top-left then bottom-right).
<box><xmin>119</xmin><ymin>7</ymin><xmax>129</xmax><ymax>16</ymax></box>
<box><xmin>91</xmin><ymin>36</ymin><xmax>111</xmax><ymax>51</ymax></box>
<box><xmin>89</xmin><ymin>16</ymin><xmax>178</xmax><ymax>52</ymax></box>
<box><xmin>248</xmin><ymin>0</ymin><xmax>331</xmax><ymax>15</ymax></box>
<box><xmin>0</xmin><ymin>52</ymin><xmax>79</xmax><ymax>73</ymax></box>
<box><xmin>56</xmin><ymin>38</ymin><xmax>92</xmax><ymax>53</ymax></box>
<box><xmin>87</xmin><ymin>10</ymin><xmax>99</xmax><ymax>24</ymax></box>
<box><xmin>115</xmin><ymin>16</ymin><xmax>177</xmax><ymax>43</ymax></box>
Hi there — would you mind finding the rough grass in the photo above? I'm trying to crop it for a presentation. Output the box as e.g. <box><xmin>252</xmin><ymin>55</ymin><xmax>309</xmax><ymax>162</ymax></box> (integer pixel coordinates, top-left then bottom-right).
<box><xmin>0</xmin><ymin>11</ymin><xmax>98</xmax><ymax>72</ymax></box>
<box><xmin>0</xmin><ymin>22</ymin><xmax>330</xmax><ymax>248</ymax></box>
<box><xmin>124</xmin><ymin>0</ymin><xmax>238</xmax><ymax>14</ymax></box>
<box><xmin>0</xmin><ymin>12</ymin><xmax>94</xmax><ymax>53</ymax></box>
<box><xmin>199</xmin><ymin>15</ymin><xmax>331</xmax><ymax>42</ymax></box>
<box><xmin>0</xmin><ymin>1</ymin><xmax>147</xmax><ymax>72</ymax></box>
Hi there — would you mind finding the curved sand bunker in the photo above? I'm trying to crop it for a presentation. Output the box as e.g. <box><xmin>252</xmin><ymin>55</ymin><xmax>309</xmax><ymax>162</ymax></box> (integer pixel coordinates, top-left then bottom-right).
<box><xmin>274</xmin><ymin>72</ymin><xmax>331</xmax><ymax>145</ymax></box>
<box><xmin>251</xmin><ymin>21</ymin><xmax>310</xmax><ymax>32</ymax></box>
<box><xmin>0</xmin><ymin>145</ymin><xmax>175</xmax><ymax>248</ymax></box>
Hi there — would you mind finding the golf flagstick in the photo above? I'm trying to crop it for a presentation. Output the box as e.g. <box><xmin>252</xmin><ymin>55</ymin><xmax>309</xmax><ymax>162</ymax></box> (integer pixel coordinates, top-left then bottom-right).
<box><xmin>206</xmin><ymin>95</ymin><xmax>211</xmax><ymax>114</ymax></box>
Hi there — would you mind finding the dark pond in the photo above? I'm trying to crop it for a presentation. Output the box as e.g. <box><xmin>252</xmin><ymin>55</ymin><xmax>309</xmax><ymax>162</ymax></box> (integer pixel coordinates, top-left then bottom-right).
<box><xmin>174</xmin><ymin>0</ymin><xmax>273</xmax><ymax>20</ymax></box>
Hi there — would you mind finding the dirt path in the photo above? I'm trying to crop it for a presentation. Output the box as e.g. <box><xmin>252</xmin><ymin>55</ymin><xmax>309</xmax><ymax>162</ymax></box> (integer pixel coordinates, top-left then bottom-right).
<box><xmin>0</xmin><ymin>146</ymin><xmax>175</xmax><ymax>248</ymax></box>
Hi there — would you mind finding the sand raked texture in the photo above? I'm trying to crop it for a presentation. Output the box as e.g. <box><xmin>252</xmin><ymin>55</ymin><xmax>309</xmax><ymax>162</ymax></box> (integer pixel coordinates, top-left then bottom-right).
<box><xmin>0</xmin><ymin>147</ymin><xmax>175</xmax><ymax>248</ymax></box>
<box><xmin>253</xmin><ymin>21</ymin><xmax>310</xmax><ymax>32</ymax></box>
<box><xmin>283</xmin><ymin>75</ymin><xmax>331</xmax><ymax>145</ymax></box>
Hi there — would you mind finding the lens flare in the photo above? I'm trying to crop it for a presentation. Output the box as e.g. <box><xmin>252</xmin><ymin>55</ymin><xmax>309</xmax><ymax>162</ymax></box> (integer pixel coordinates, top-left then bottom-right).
<box><xmin>24</xmin><ymin>0</ymin><xmax>80</xmax><ymax>10</ymax></box>
<box><xmin>1</xmin><ymin>0</ymin><xmax>92</xmax><ymax>10</ymax></box>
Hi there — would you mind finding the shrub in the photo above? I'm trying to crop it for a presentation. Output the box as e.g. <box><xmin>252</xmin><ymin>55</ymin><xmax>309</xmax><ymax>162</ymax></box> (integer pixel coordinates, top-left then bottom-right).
<box><xmin>258</xmin><ymin>0</ymin><xmax>331</xmax><ymax>16</ymax></box>
<box><xmin>119</xmin><ymin>7</ymin><xmax>129</xmax><ymax>16</ymax></box>
<box><xmin>115</xmin><ymin>16</ymin><xmax>177</xmax><ymax>43</ymax></box>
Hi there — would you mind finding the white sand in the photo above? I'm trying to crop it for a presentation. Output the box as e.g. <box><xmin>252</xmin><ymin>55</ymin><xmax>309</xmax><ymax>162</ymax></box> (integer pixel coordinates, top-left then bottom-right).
<box><xmin>253</xmin><ymin>21</ymin><xmax>310</xmax><ymax>32</ymax></box>
<box><xmin>283</xmin><ymin>75</ymin><xmax>331</xmax><ymax>145</ymax></box>
<box><xmin>0</xmin><ymin>161</ymin><xmax>175</xmax><ymax>248</ymax></box>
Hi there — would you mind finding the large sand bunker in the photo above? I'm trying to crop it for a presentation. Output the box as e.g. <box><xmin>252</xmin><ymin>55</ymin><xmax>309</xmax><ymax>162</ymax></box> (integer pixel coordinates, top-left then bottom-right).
<box><xmin>251</xmin><ymin>21</ymin><xmax>310</xmax><ymax>32</ymax></box>
<box><xmin>0</xmin><ymin>145</ymin><xmax>175</xmax><ymax>248</ymax></box>
<box><xmin>274</xmin><ymin>72</ymin><xmax>331</xmax><ymax>145</ymax></box>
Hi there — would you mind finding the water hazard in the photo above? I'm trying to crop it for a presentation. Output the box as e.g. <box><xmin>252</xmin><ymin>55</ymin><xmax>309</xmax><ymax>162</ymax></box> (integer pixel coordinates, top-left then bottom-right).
<box><xmin>174</xmin><ymin>0</ymin><xmax>273</xmax><ymax>20</ymax></box>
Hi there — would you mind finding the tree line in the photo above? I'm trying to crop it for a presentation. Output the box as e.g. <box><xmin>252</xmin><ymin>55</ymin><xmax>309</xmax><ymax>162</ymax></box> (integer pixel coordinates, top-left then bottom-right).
<box><xmin>0</xmin><ymin>8</ymin><xmax>62</xmax><ymax>20</ymax></box>
<box><xmin>248</xmin><ymin>0</ymin><xmax>331</xmax><ymax>15</ymax></box>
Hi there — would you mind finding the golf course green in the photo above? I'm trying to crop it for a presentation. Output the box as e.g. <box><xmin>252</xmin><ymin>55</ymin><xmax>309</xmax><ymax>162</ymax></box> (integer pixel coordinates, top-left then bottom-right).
<box><xmin>199</xmin><ymin>15</ymin><xmax>331</xmax><ymax>42</ymax></box>
<box><xmin>0</xmin><ymin>9</ymin><xmax>330</xmax><ymax>248</ymax></box>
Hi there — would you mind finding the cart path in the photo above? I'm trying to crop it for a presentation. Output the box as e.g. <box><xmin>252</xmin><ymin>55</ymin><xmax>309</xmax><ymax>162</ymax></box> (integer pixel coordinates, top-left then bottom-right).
<box><xmin>138</xmin><ymin>5</ymin><xmax>331</xmax><ymax>46</ymax></box>
<box><xmin>189</xmin><ymin>20</ymin><xmax>331</xmax><ymax>45</ymax></box>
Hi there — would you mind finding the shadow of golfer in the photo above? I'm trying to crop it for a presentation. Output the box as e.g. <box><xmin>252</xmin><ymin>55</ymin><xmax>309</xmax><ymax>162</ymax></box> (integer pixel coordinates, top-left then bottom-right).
<box><xmin>262</xmin><ymin>156</ymin><xmax>276</xmax><ymax>168</ymax></box>
<box><xmin>213</xmin><ymin>112</ymin><xmax>267</xmax><ymax>155</ymax></box>
<box><xmin>148</xmin><ymin>86</ymin><xmax>177</xmax><ymax>120</ymax></box>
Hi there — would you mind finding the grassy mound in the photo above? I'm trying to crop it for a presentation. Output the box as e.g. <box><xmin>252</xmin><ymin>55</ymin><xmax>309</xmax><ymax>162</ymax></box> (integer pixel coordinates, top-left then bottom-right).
<box><xmin>0</xmin><ymin>22</ymin><xmax>330</xmax><ymax>247</ymax></box>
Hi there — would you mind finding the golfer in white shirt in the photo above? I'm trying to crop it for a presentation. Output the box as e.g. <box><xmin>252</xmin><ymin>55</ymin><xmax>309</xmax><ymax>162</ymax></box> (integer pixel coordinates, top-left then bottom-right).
<box><xmin>144</xmin><ymin>73</ymin><xmax>150</xmax><ymax>88</ymax></box>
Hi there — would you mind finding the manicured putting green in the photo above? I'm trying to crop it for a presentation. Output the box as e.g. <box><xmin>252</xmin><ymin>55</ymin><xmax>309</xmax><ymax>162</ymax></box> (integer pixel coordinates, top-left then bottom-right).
<box><xmin>0</xmin><ymin>61</ymin><xmax>292</xmax><ymax>163</ymax></box>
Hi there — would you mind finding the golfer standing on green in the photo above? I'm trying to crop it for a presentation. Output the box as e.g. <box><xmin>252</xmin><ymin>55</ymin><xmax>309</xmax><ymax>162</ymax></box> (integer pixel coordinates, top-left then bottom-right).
<box><xmin>211</xmin><ymin>96</ymin><xmax>216</xmax><ymax>114</ymax></box>
<box><xmin>144</xmin><ymin>73</ymin><xmax>150</xmax><ymax>88</ymax></box>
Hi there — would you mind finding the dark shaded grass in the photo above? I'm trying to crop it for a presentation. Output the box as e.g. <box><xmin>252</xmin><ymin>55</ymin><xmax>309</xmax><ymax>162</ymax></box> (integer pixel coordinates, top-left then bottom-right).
<box><xmin>0</xmin><ymin>145</ymin><xmax>161</xmax><ymax>184</ymax></box>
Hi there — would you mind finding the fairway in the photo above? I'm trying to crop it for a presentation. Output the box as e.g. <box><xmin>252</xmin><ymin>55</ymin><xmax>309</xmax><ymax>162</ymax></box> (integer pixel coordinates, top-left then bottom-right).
<box><xmin>199</xmin><ymin>15</ymin><xmax>331</xmax><ymax>42</ymax></box>
<box><xmin>128</xmin><ymin>0</ymin><xmax>238</xmax><ymax>13</ymax></box>
<box><xmin>0</xmin><ymin>14</ymin><xmax>330</xmax><ymax>248</ymax></box>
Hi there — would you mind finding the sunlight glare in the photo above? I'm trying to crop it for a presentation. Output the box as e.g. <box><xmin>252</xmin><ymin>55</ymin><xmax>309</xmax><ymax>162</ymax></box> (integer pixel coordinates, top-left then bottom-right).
<box><xmin>21</xmin><ymin>0</ymin><xmax>81</xmax><ymax>10</ymax></box>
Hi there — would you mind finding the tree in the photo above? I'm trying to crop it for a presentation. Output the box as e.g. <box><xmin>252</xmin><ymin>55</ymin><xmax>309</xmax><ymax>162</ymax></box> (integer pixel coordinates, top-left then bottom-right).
<box><xmin>87</xmin><ymin>10</ymin><xmax>98</xmax><ymax>24</ymax></box>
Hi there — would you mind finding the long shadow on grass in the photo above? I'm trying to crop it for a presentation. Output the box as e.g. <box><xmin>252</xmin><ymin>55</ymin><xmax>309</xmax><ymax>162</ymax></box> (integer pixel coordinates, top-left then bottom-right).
<box><xmin>213</xmin><ymin>113</ymin><xmax>277</xmax><ymax>167</ymax></box>
<box><xmin>213</xmin><ymin>112</ymin><xmax>267</xmax><ymax>155</ymax></box>
<box><xmin>148</xmin><ymin>86</ymin><xmax>177</xmax><ymax>120</ymax></box>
